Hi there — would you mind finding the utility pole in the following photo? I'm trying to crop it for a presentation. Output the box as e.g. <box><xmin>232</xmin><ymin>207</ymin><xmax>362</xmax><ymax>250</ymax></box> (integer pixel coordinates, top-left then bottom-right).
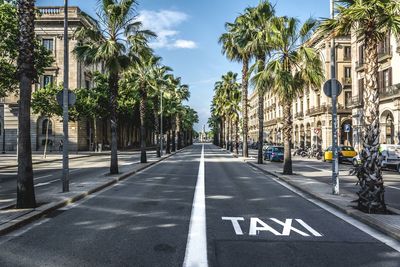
<box><xmin>62</xmin><ymin>0</ymin><xmax>69</xmax><ymax>192</ymax></box>
<box><xmin>160</xmin><ymin>91</ymin><xmax>163</xmax><ymax>156</ymax></box>
<box><xmin>331</xmin><ymin>0</ymin><xmax>339</xmax><ymax>195</ymax></box>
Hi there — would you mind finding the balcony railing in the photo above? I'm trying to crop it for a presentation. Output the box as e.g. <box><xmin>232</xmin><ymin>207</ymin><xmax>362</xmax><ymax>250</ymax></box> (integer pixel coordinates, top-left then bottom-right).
<box><xmin>355</xmin><ymin>60</ymin><xmax>365</xmax><ymax>71</ymax></box>
<box><xmin>380</xmin><ymin>83</ymin><xmax>400</xmax><ymax>99</ymax></box>
<box><xmin>378</xmin><ymin>45</ymin><xmax>392</xmax><ymax>61</ymax></box>
<box><xmin>38</xmin><ymin>7</ymin><xmax>61</xmax><ymax>15</ymax></box>
<box><xmin>347</xmin><ymin>95</ymin><xmax>363</xmax><ymax>108</ymax></box>
<box><xmin>265</xmin><ymin>119</ymin><xmax>277</xmax><ymax>127</ymax></box>
<box><xmin>295</xmin><ymin>111</ymin><xmax>304</xmax><ymax>119</ymax></box>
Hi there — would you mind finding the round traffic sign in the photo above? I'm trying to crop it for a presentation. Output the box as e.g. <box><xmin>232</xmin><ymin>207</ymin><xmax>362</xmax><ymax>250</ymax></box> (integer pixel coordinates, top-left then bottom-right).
<box><xmin>323</xmin><ymin>79</ymin><xmax>342</xmax><ymax>98</ymax></box>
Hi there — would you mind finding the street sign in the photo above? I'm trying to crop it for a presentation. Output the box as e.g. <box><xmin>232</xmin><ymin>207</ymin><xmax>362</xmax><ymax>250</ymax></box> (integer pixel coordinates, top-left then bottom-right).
<box><xmin>323</xmin><ymin>79</ymin><xmax>342</xmax><ymax>98</ymax></box>
<box><xmin>57</xmin><ymin>90</ymin><xmax>76</xmax><ymax>107</ymax></box>
<box><xmin>314</xmin><ymin>128</ymin><xmax>321</xmax><ymax>135</ymax></box>
<box><xmin>344</xmin><ymin>124</ymin><xmax>351</xmax><ymax>133</ymax></box>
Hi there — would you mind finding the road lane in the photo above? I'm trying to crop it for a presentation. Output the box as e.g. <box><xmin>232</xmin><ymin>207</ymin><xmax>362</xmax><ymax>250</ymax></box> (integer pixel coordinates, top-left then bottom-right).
<box><xmin>0</xmin><ymin>146</ymin><xmax>201</xmax><ymax>267</ymax></box>
<box><xmin>205</xmin><ymin>145</ymin><xmax>400</xmax><ymax>267</ymax></box>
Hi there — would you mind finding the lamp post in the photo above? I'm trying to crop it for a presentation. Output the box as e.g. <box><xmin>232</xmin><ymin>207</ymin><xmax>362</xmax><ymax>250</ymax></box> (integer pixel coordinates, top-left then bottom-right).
<box><xmin>160</xmin><ymin>90</ymin><xmax>163</xmax><ymax>156</ymax></box>
<box><xmin>62</xmin><ymin>0</ymin><xmax>69</xmax><ymax>192</ymax></box>
<box><xmin>331</xmin><ymin>0</ymin><xmax>339</xmax><ymax>195</ymax></box>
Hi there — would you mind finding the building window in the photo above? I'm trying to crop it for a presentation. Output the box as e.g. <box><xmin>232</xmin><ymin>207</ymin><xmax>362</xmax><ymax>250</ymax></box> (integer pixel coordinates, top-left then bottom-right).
<box><xmin>344</xmin><ymin>46</ymin><xmax>351</xmax><ymax>60</ymax></box>
<box><xmin>379</xmin><ymin>68</ymin><xmax>392</xmax><ymax>90</ymax></box>
<box><xmin>85</xmin><ymin>80</ymin><xmax>90</xmax><ymax>89</ymax></box>
<box><xmin>358</xmin><ymin>45</ymin><xmax>365</xmax><ymax>64</ymax></box>
<box><xmin>344</xmin><ymin>67</ymin><xmax>351</xmax><ymax>78</ymax></box>
<box><xmin>42</xmin><ymin>39</ymin><xmax>54</xmax><ymax>52</ymax></box>
<box><xmin>42</xmin><ymin>119</ymin><xmax>53</xmax><ymax>135</ymax></box>
<box><xmin>345</xmin><ymin>91</ymin><xmax>352</xmax><ymax>108</ymax></box>
<box><xmin>43</xmin><ymin>75</ymin><xmax>53</xmax><ymax>88</ymax></box>
<box><xmin>316</xmin><ymin>94</ymin><xmax>321</xmax><ymax>108</ymax></box>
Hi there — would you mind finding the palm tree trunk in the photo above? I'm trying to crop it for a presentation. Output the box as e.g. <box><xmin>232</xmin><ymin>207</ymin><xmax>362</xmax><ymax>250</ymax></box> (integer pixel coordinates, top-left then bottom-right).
<box><xmin>166</xmin><ymin>129</ymin><xmax>171</xmax><ymax>154</ymax></box>
<box><xmin>43</xmin><ymin>118</ymin><xmax>49</xmax><ymax>158</ymax></box>
<box><xmin>109</xmin><ymin>72</ymin><xmax>119</xmax><ymax>174</ymax></box>
<box><xmin>242</xmin><ymin>57</ymin><xmax>249</xmax><ymax>157</ymax></box>
<box><xmin>219</xmin><ymin>119</ymin><xmax>224</xmax><ymax>148</ymax></box>
<box><xmin>235</xmin><ymin>119</ymin><xmax>239</xmax><ymax>155</ymax></box>
<box><xmin>153</xmin><ymin>98</ymin><xmax>160</xmax><ymax>157</ymax></box>
<box><xmin>139</xmin><ymin>88</ymin><xmax>147</xmax><ymax>163</ymax></box>
<box><xmin>283</xmin><ymin>101</ymin><xmax>293</xmax><ymax>175</ymax></box>
<box><xmin>257</xmin><ymin>88</ymin><xmax>264</xmax><ymax>164</ymax></box>
<box><xmin>16</xmin><ymin>0</ymin><xmax>36</xmax><ymax>209</ymax></box>
<box><xmin>226</xmin><ymin>117</ymin><xmax>230</xmax><ymax>150</ymax></box>
<box><xmin>357</xmin><ymin>38</ymin><xmax>386</xmax><ymax>212</ymax></box>
<box><xmin>172</xmin><ymin>126</ymin><xmax>176</xmax><ymax>152</ymax></box>
<box><xmin>230</xmin><ymin>118</ymin><xmax>233</xmax><ymax>152</ymax></box>
<box><xmin>177</xmin><ymin>116</ymin><xmax>182</xmax><ymax>150</ymax></box>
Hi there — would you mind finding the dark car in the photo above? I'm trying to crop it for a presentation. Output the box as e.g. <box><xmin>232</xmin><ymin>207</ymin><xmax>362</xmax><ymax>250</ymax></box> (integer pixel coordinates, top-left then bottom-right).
<box><xmin>264</xmin><ymin>146</ymin><xmax>284</xmax><ymax>162</ymax></box>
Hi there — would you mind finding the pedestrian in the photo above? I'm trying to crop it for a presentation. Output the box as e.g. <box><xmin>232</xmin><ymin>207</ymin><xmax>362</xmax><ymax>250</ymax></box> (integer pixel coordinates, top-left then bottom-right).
<box><xmin>58</xmin><ymin>139</ymin><xmax>63</xmax><ymax>151</ymax></box>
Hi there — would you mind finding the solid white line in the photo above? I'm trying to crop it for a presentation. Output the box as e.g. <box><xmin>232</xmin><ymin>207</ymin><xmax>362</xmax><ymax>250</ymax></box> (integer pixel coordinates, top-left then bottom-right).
<box><xmin>183</xmin><ymin>144</ymin><xmax>208</xmax><ymax>267</ymax></box>
<box><xmin>262</xmin><ymin>172</ymin><xmax>400</xmax><ymax>252</ymax></box>
<box><xmin>34</xmin><ymin>174</ymin><xmax>52</xmax><ymax>180</ymax></box>
<box><xmin>387</xmin><ymin>185</ymin><xmax>400</xmax><ymax>191</ymax></box>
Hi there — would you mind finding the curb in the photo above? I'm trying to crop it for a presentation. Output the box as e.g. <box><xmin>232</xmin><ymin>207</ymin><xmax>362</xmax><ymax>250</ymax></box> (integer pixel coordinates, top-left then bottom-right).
<box><xmin>246</xmin><ymin>161</ymin><xmax>400</xmax><ymax>242</ymax></box>
<box><xmin>0</xmin><ymin>149</ymin><xmax>181</xmax><ymax>236</ymax></box>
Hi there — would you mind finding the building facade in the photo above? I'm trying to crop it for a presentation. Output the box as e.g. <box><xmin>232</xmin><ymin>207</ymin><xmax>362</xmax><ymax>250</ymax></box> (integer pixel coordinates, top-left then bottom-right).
<box><xmin>350</xmin><ymin>32</ymin><xmax>400</xmax><ymax>151</ymax></box>
<box><xmin>247</xmin><ymin>33</ymin><xmax>353</xmax><ymax>150</ymax></box>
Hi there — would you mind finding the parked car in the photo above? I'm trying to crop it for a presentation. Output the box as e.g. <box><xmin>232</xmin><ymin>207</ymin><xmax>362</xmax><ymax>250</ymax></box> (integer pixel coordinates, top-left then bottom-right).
<box><xmin>264</xmin><ymin>146</ymin><xmax>284</xmax><ymax>162</ymax></box>
<box><xmin>323</xmin><ymin>145</ymin><xmax>357</xmax><ymax>163</ymax></box>
<box><xmin>353</xmin><ymin>144</ymin><xmax>400</xmax><ymax>172</ymax></box>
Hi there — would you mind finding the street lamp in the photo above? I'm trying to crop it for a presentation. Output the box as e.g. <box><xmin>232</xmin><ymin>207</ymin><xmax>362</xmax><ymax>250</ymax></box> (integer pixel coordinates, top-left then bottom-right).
<box><xmin>160</xmin><ymin>90</ymin><xmax>163</xmax><ymax>156</ymax></box>
<box><xmin>62</xmin><ymin>0</ymin><xmax>69</xmax><ymax>192</ymax></box>
<box><xmin>330</xmin><ymin>0</ymin><xmax>339</xmax><ymax>195</ymax></box>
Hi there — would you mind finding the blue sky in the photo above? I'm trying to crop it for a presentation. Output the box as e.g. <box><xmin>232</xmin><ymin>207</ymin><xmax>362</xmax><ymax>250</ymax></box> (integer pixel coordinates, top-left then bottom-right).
<box><xmin>37</xmin><ymin>0</ymin><xmax>329</xmax><ymax>131</ymax></box>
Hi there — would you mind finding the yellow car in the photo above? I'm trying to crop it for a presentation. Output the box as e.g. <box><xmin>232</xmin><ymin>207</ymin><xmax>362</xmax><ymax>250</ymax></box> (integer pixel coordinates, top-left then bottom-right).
<box><xmin>323</xmin><ymin>145</ymin><xmax>358</xmax><ymax>163</ymax></box>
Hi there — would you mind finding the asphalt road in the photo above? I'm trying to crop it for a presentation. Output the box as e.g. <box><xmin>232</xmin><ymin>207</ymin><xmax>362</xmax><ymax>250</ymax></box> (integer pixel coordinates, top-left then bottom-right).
<box><xmin>248</xmin><ymin>149</ymin><xmax>400</xmax><ymax>211</ymax></box>
<box><xmin>0</xmin><ymin>144</ymin><xmax>399</xmax><ymax>266</ymax></box>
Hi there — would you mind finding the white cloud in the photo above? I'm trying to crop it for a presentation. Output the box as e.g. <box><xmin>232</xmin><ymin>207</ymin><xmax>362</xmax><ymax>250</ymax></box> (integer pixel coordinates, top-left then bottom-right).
<box><xmin>174</xmin><ymin>40</ymin><xmax>197</xmax><ymax>49</ymax></box>
<box><xmin>137</xmin><ymin>10</ymin><xmax>197</xmax><ymax>49</ymax></box>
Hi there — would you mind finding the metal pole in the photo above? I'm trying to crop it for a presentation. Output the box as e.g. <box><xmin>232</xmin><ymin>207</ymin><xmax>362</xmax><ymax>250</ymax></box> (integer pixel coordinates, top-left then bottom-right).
<box><xmin>331</xmin><ymin>0</ymin><xmax>339</xmax><ymax>195</ymax></box>
<box><xmin>160</xmin><ymin>91</ymin><xmax>163</xmax><ymax>156</ymax></box>
<box><xmin>2</xmin><ymin>127</ymin><xmax>5</xmax><ymax>154</ymax></box>
<box><xmin>62</xmin><ymin>0</ymin><xmax>69</xmax><ymax>192</ymax></box>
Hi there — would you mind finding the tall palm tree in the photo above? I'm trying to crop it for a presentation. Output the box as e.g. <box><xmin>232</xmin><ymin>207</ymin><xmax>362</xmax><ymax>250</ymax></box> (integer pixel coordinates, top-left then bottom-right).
<box><xmin>254</xmin><ymin>16</ymin><xmax>324</xmax><ymax>175</ymax></box>
<box><xmin>124</xmin><ymin>53</ymin><xmax>161</xmax><ymax>163</ymax></box>
<box><xmin>16</xmin><ymin>0</ymin><xmax>36</xmax><ymax>208</ymax></box>
<box><xmin>246</xmin><ymin>1</ymin><xmax>275</xmax><ymax>164</ymax></box>
<box><xmin>219</xmin><ymin>13</ymin><xmax>252</xmax><ymax>157</ymax></box>
<box><xmin>319</xmin><ymin>0</ymin><xmax>400</xmax><ymax>212</ymax></box>
<box><xmin>74</xmin><ymin>0</ymin><xmax>153</xmax><ymax>174</ymax></box>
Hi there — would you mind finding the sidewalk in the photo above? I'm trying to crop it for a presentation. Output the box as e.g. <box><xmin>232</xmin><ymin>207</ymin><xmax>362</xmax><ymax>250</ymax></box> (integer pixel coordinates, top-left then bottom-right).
<box><xmin>0</xmin><ymin>147</ymin><xmax>158</xmax><ymax>169</ymax></box>
<box><xmin>0</xmin><ymin>150</ymin><xmax>178</xmax><ymax>235</ymax></box>
<box><xmin>232</xmin><ymin>150</ymin><xmax>400</xmax><ymax>242</ymax></box>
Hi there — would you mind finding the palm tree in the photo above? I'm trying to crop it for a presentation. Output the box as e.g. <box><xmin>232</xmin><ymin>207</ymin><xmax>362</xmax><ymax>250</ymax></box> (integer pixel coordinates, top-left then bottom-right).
<box><xmin>319</xmin><ymin>0</ymin><xmax>400</xmax><ymax>212</ymax></box>
<box><xmin>124</xmin><ymin>53</ymin><xmax>161</xmax><ymax>163</ymax></box>
<box><xmin>16</xmin><ymin>0</ymin><xmax>36</xmax><ymax>208</ymax></box>
<box><xmin>219</xmin><ymin>13</ymin><xmax>252</xmax><ymax>157</ymax></box>
<box><xmin>245</xmin><ymin>1</ymin><xmax>275</xmax><ymax>164</ymax></box>
<box><xmin>254</xmin><ymin>16</ymin><xmax>324</xmax><ymax>175</ymax></box>
<box><xmin>74</xmin><ymin>0</ymin><xmax>154</xmax><ymax>174</ymax></box>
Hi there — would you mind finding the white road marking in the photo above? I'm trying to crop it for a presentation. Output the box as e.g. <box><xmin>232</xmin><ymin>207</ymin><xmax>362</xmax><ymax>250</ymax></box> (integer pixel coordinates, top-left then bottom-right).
<box><xmin>183</xmin><ymin>144</ymin><xmax>208</xmax><ymax>267</ymax></box>
<box><xmin>222</xmin><ymin>217</ymin><xmax>244</xmax><ymax>235</ymax></box>
<box><xmin>249</xmin><ymin>218</ymin><xmax>282</xmax><ymax>236</ymax></box>
<box><xmin>387</xmin><ymin>185</ymin><xmax>400</xmax><ymax>191</ymax></box>
<box><xmin>36</xmin><ymin>179</ymin><xmax>58</xmax><ymax>187</ymax></box>
<box><xmin>262</xmin><ymin>171</ymin><xmax>400</xmax><ymax>252</ymax></box>
<box><xmin>270</xmin><ymin>218</ymin><xmax>309</xmax><ymax>236</ymax></box>
<box><xmin>121</xmin><ymin>161</ymin><xmax>140</xmax><ymax>166</ymax></box>
<box><xmin>34</xmin><ymin>174</ymin><xmax>52</xmax><ymax>180</ymax></box>
<box><xmin>296</xmin><ymin>219</ymin><xmax>323</xmax><ymax>237</ymax></box>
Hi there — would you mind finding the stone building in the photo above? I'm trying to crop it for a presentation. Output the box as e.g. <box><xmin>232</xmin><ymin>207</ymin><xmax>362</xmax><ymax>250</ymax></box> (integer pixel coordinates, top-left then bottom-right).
<box><xmin>247</xmin><ymin>33</ymin><xmax>353</xmax><ymax>150</ymax></box>
<box><xmin>0</xmin><ymin>6</ymin><xmax>103</xmax><ymax>152</ymax></box>
<box><xmin>350</xmin><ymin>31</ymin><xmax>400</xmax><ymax>151</ymax></box>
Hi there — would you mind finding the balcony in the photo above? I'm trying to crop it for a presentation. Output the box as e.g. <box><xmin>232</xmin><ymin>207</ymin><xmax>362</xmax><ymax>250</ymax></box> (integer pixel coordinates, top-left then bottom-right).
<box><xmin>380</xmin><ymin>83</ymin><xmax>400</xmax><ymax>100</ymax></box>
<box><xmin>355</xmin><ymin>60</ymin><xmax>365</xmax><ymax>72</ymax></box>
<box><xmin>342</xmin><ymin>77</ymin><xmax>352</xmax><ymax>86</ymax></box>
<box><xmin>265</xmin><ymin>119</ymin><xmax>277</xmax><ymax>127</ymax></box>
<box><xmin>378</xmin><ymin>45</ymin><xmax>392</xmax><ymax>62</ymax></box>
<box><xmin>295</xmin><ymin>111</ymin><xmax>304</xmax><ymax>119</ymax></box>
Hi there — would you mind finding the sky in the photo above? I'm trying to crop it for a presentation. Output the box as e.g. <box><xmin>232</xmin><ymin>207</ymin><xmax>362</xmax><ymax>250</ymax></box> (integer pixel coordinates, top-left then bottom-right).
<box><xmin>36</xmin><ymin>0</ymin><xmax>329</xmax><ymax>132</ymax></box>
